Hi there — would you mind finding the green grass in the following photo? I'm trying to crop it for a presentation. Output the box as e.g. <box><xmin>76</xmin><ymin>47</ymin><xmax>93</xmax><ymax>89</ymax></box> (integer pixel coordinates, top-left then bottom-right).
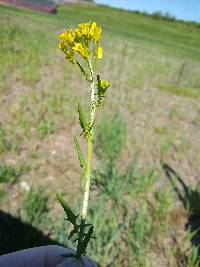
<box><xmin>0</xmin><ymin>3</ymin><xmax>200</xmax><ymax>267</ymax></box>
<box><xmin>21</xmin><ymin>187</ymin><xmax>49</xmax><ymax>226</ymax></box>
<box><xmin>95</xmin><ymin>114</ymin><xmax>127</xmax><ymax>164</ymax></box>
<box><xmin>0</xmin><ymin>4</ymin><xmax>199</xmax><ymax>95</ymax></box>
<box><xmin>58</xmin><ymin>5</ymin><xmax>200</xmax><ymax>60</ymax></box>
<box><xmin>86</xmin><ymin>115</ymin><xmax>174</xmax><ymax>266</ymax></box>
<box><xmin>160</xmin><ymin>84</ymin><xmax>200</xmax><ymax>99</ymax></box>
<box><xmin>0</xmin><ymin>162</ymin><xmax>30</xmax><ymax>184</ymax></box>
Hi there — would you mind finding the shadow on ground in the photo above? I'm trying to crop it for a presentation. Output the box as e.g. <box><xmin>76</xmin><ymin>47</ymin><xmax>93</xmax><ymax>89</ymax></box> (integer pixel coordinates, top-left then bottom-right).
<box><xmin>162</xmin><ymin>163</ymin><xmax>200</xmax><ymax>247</ymax></box>
<box><xmin>0</xmin><ymin>210</ymin><xmax>60</xmax><ymax>256</ymax></box>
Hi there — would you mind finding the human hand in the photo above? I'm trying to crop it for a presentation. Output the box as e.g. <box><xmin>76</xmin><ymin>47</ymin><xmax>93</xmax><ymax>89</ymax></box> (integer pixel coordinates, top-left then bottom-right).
<box><xmin>0</xmin><ymin>245</ymin><xmax>97</xmax><ymax>267</ymax></box>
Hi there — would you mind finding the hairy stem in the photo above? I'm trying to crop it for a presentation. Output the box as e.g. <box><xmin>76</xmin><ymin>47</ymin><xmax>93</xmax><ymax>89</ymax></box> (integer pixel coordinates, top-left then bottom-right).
<box><xmin>81</xmin><ymin>59</ymin><xmax>96</xmax><ymax>220</ymax></box>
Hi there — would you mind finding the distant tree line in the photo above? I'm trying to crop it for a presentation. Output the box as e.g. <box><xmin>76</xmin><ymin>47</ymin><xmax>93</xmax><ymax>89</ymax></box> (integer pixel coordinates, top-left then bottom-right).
<box><xmin>151</xmin><ymin>11</ymin><xmax>176</xmax><ymax>21</ymax></box>
<box><xmin>98</xmin><ymin>4</ymin><xmax>200</xmax><ymax>30</ymax></box>
<box><xmin>144</xmin><ymin>10</ymin><xmax>200</xmax><ymax>29</ymax></box>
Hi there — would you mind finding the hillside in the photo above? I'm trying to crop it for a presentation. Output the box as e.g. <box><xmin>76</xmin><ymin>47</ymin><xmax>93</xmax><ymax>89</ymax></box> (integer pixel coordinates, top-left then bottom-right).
<box><xmin>0</xmin><ymin>4</ymin><xmax>200</xmax><ymax>267</ymax></box>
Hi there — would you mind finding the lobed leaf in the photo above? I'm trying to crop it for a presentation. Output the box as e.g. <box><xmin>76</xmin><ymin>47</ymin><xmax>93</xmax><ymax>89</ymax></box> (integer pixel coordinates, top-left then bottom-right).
<box><xmin>56</xmin><ymin>194</ymin><xmax>78</xmax><ymax>226</ymax></box>
<box><xmin>81</xmin><ymin>225</ymin><xmax>94</xmax><ymax>254</ymax></box>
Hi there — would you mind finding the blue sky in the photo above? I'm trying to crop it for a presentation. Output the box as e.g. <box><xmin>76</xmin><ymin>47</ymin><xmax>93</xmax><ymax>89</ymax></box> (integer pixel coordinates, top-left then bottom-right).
<box><xmin>95</xmin><ymin>0</ymin><xmax>200</xmax><ymax>22</ymax></box>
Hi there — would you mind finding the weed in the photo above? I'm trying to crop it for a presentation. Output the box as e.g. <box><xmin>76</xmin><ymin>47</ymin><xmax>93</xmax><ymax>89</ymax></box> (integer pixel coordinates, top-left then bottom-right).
<box><xmin>174</xmin><ymin>230</ymin><xmax>200</xmax><ymax>267</ymax></box>
<box><xmin>16</xmin><ymin>116</ymin><xmax>31</xmax><ymax>138</ymax></box>
<box><xmin>194</xmin><ymin>109</ymin><xmax>200</xmax><ymax>126</ymax></box>
<box><xmin>88</xmin><ymin>196</ymin><xmax>122</xmax><ymax>266</ymax></box>
<box><xmin>186</xmin><ymin>183</ymin><xmax>200</xmax><ymax>216</ymax></box>
<box><xmin>169</xmin><ymin>106</ymin><xmax>178</xmax><ymax>120</ymax></box>
<box><xmin>159</xmin><ymin>84</ymin><xmax>200</xmax><ymax>99</ymax></box>
<box><xmin>89</xmin><ymin>115</ymin><xmax>162</xmax><ymax>266</ymax></box>
<box><xmin>0</xmin><ymin>125</ymin><xmax>11</xmax><ymax>155</ymax></box>
<box><xmin>187</xmin><ymin>246</ymin><xmax>200</xmax><ymax>267</ymax></box>
<box><xmin>154</xmin><ymin>189</ymin><xmax>173</xmax><ymax>220</ymax></box>
<box><xmin>0</xmin><ymin>183</ymin><xmax>5</xmax><ymax>201</ymax></box>
<box><xmin>128</xmin><ymin>203</ymin><xmax>152</xmax><ymax>267</ymax></box>
<box><xmin>175</xmin><ymin>137</ymin><xmax>191</xmax><ymax>154</ymax></box>
<box><xmin>21</xmin><ymin>187</ymin><xmax>48</xmax><ymax>226</ymax></box>
<box><xmin>36</xmin><ymin>118</ymin><xmax>55</xmax><ymax>138</ymax></box>
<box><xmin>95</xmin><ymin>115</ymin><xmax>156</xmax><ymax>202</ymax></box>
<box><xmin>0</xmin><ymin>163</ymin><xmax>29</xmax><ymax>184</ymax></box>
<box><xmin>160</xmin><ymin>137</ymin><xmax>173</xmax><ymax>158</ymax></box>
<box><xmin>96</xmin><ymin>114</ymin><xmax>127</xmax><ymax>166</ymax></box>
<box><xmin>155</xmin><ymin>126</ymin><xmax>167</xmax><ymax>135</ymax></box>
<box><xmin>56</xmin><ymin>21</ymin><xmax>111</xmax><ymax>261</ymax></box>
<box><xmin>50</xmin><ymin>216</ymin><xmax>70</xmax><ymax>247</ymax></box>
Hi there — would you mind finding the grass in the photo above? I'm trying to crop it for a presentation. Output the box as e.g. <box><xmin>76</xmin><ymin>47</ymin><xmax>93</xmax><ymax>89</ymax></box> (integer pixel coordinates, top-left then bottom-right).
<box><xmin>0</xmin><ymin>3</ymin><xmax>200</xmax><ymax>267</ymax></box>
<box><xmin>0</xmin><ymin>163</ymin><xmax>30</xmax><ymax>184</ymax></box>
<box><xmin>84</xmin><ymin>115</ymin><xmax>173</xmax><ymax>266</ymax></box>
<box><xmin>95</xmin><ymin>114</ymin><xmax>127</xmax><ymax>164</ymax></box>
<box><xmin>21</xmin><ymin>187</ymin><xmax>49</xmax><ymax>226</ymax></box>
<box><xmin>160</xmin><ymin>84</ymin><xmax>200</xmax><ymax>99</ymax></box>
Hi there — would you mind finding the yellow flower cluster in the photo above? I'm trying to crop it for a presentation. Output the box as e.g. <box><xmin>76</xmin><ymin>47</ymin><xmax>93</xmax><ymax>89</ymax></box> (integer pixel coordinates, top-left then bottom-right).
<box><xmin>58</xmin><ymin>22</ymin><xmax>103</xmax><ymax>64</ymax></box>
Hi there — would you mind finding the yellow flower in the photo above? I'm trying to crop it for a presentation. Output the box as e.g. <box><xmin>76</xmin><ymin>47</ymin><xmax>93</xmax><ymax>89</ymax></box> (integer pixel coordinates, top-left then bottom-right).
<box><xmin>90</xmin><ymin>22</ymin><xmax>97</xmax><ymax>30</ymax></box>
<box><xmin>78</xmin><ymin>22</ymin><xmax>91</xmax><ymax>36</ymax></box>
<box><xmin>65</xmin><ymin>50</ymin><xmax>76</xmax><ymax>64</ymax></box>
<box><xmin>59</xmin><ymin>41</ymin><xmax>76</xmax><ymax>63</ymax></box>
<box><xmin>77</xmin><ymin>22</ymin><xmax>102</xmax><ymax>42</ymax></box>
<box><xmin>74</xmin><ymin>29</ymin><xmax>82</xmax><ymax>39</ymax></box>
<box><xmin>59</xmin><ymin>30</ymin><xmax>74</xmax><ymax>46</ymax></box>
<box><xmin>97</xmin><ymin>47</ymin><xmax>103</xmax><ymax>59</ymax></box>
<box><xmin>90</xmin><ymin>23</ymin><xmax>102</xmax><ymax>42</ymax></box>
<box><xmin>58</xmin><ymin>22</ymin><xmax>103</xmax><ymax>63</ymax></box>
<box><xmin>73</xmin><ymin>43</ymin><xmax>88</xmax><ymax>59</ymax></box>
<box><xmin>58</xmin><ymin>40</ymin><xmax>66</xmax><ymax>53</ymax></box>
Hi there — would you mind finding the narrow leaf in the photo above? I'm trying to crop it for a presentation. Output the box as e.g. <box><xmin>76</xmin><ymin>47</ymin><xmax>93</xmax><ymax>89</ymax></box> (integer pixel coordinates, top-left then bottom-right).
<box><xmin>72</xmin><ymin>237</ymin><xmax>79</xmax><ymax>244</ymax></box>
<box><xmin>73</xmin><ymin>136</ymin><xmax>85</xmax><ymax>168</ymax></box>
<box><xmin>76</xmin><ymin>61</ymin><xmax>88</xmax><ymax>79</ymax></box>
<box><xmin>56</xmin><ymin>194</ymin><xmax>78</xmax><ymax>225</ymax></box>
<box><xmin>68</xmin><ymin>229</ymin><xmax>76</xmax><ymax>240</ymax></box>
<box><xmin>78</xmin><ymin>103</ymin><xmax>86</xmax><ymax>132</ymax></box>
<box><xmin>81</xmin><ymin>225</ymin><xmax>94</xmax><ymax>254</ymax></box>
<box><xmin>97</xmin><ymin>74</ymin><xmax>101</xmax><ymax>89</ymax></box>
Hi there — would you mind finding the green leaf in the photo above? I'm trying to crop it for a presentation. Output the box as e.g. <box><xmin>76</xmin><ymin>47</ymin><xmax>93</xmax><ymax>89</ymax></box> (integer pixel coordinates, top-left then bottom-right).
<box><xmin>73</xmin><ymin>136</ymin><xmax>85</xmax><ymax>168</ymax></box>
<box><xmin>81</xmin><ymin>225</ymin><xmax>94</xmax><ymax>254</ymax></box>
<box><xmin>72</xmin><ymin>237</ymin><xmax>79</xmax><ymax>244</ymax></box>
<box><xmin>68</xmin><ymin>229</ymin><xmax>77</xmax><ymax>240</ymax></box>
<box><xmin>76</xmin><ymin>61</ymin><xmax>88</xmax><ymax>80</ymax></box>
<box><xmin>56</xmin><ymin>194</ymin><xmax>78</xmax><ymax>225</ymax></box>
<box><xmin>78</xmin><ymin>103</ymin><xmax>86</xmax><ymax>132</ymax></box>
<box><xmin>96</xmin><ymin>75</ymin><xmax>110</xmax><ymax>106</ymax></box>
<box><xmin>97</xmin><ymin>74</ymin><xmax>101</xmax><ymax>89</ymax></box>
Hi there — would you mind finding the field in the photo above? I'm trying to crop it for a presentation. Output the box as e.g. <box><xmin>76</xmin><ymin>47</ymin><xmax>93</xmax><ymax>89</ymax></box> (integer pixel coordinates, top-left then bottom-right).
<box><xmin>0</xmin><ymin>3</ymin><xmax>200</xmax><ymax>266</ymax></box>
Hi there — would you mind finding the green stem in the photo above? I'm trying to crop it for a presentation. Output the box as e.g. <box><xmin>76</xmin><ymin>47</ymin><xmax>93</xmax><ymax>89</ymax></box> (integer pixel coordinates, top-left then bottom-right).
<box><xmin>81</xmin><ymin>59</ymin><xmax>96</xmax><ymax>220</ymax></box>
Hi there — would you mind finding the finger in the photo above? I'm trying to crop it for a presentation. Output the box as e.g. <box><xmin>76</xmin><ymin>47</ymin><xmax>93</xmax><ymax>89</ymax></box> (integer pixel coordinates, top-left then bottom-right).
<box><xmin>0</xmin><ymin>245</ymin><xmax>70</xmax><ymax>267</ymax></box>
<box><xmin>56</xmin><ymin>256</ymin><xmax>98</xmax><ymax>267</ymax></box>
<box><xmin>80</xmin><ymin>256</ymin><xmax>98</xmax><ymax>267</ymax></box>
<box><xmin>45</xmin><ymin>246</ymin><xmax>72</xmax><ymax>267</ymax></box>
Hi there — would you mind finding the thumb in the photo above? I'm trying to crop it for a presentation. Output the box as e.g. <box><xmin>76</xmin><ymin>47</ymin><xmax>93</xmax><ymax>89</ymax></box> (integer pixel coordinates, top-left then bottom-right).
<box><xmin>56</xmin><ymin>255</ymin><xmax>97</xmax><ymax>267</ymax></box>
